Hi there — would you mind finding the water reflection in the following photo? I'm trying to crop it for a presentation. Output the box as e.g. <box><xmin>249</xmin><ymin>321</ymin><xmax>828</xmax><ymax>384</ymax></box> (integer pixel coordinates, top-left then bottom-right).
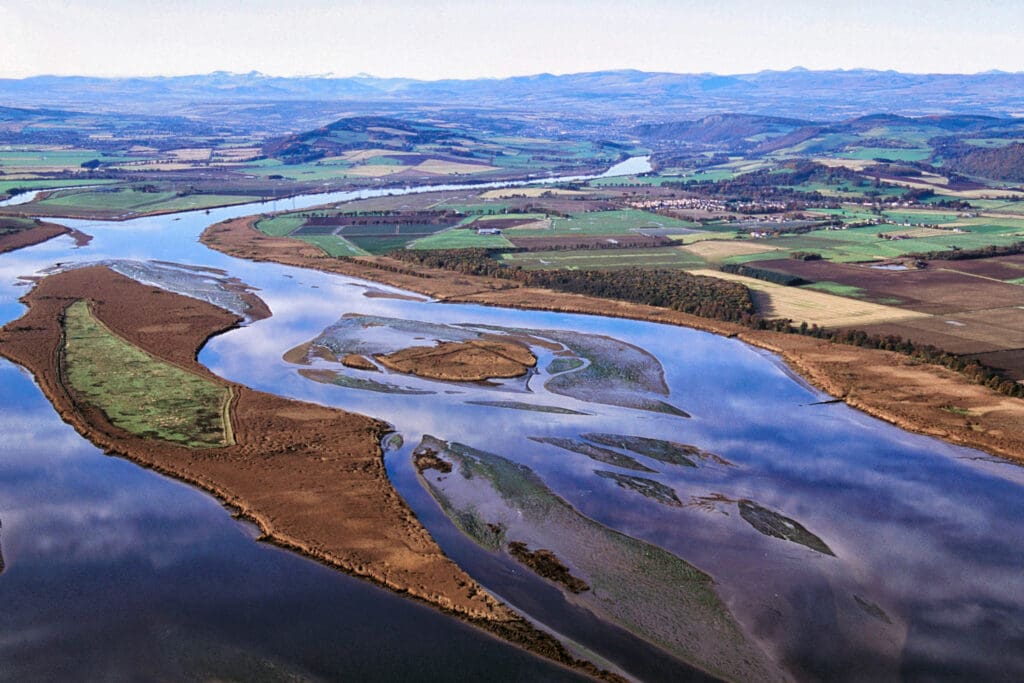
<box><xmin>0</xmin><ymin>161</ymin><xmax>1022</xmax><ymax>680</ymax></box>
<box><xmin>203</xmin><ymin>277</ymin><xmax>1024</xmax><ymax>680</ymax></box>
<box><xmin>0</xmin><ymin>362</ymin><xmax>586</xmax><ymax>681</ymax></box>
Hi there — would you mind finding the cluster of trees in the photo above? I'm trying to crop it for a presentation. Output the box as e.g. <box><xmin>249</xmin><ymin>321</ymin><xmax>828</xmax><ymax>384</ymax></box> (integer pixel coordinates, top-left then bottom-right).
<box><xmin>388</xmin><ymin>248</ymin><xmax>755</xmax><ymax>322</ymax></box>
<box><xmin>787</xmin><ymin>323</ymin><xmax>1024</xmax><ymax>398</ymax></box>
<box><xmin>720</xmin><ymin>263</ymin><xmax>810</xmax><ymax>286</ymax></box>
<box><xmin>789</xmin><ymin>251</ymin><xmax>823</xmax><ymax>261</ymax></box>
<box><xmin>905</xmin><ymin>241</ymin><xmax>1024</xmax><ymax>261</ymax></box>
<box><xmin>935</xmin><ymin>141</ymin><xmax>1024</xmax><ymax>183</ymax></box>
<box><xmin>382</xmin><ymin>248</ymin><xmax>1022</xmax><ymax>399</ymax></box>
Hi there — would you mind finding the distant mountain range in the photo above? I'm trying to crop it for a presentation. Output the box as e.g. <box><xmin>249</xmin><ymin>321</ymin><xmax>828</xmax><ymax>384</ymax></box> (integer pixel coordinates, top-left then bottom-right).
<box><xmin>2</xmin><ymin>69</ymin><xmax>1023</xmax><ymax>122</ymax></box>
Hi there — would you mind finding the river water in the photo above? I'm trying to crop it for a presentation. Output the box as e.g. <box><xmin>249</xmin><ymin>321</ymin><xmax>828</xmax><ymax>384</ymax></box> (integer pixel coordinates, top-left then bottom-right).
<box><xmin>1</xmin><ymin>157</ymin><xmax>1023</xmax><ymax>681</ymax></box>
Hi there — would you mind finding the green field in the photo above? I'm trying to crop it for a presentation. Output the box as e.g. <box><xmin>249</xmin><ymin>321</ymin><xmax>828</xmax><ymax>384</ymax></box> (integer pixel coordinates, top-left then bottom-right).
<box><xmin>409</xmin><ymin>228</ymin><xmax>513</xmax><ymax>250</ymax></box>
<box><xmin>0</xmin><ymin>179</ymin><xmax>120</xmax><ymax>195</ymax></box>
<box><xmin>476</xmin><ymin>212</ymin><xmax>547</xmax><ymax>222</ymax></box>
<box><xmin>0</xmin><ymin>149</ymin><xmax>145</xmax><ymax>169</ymax></box>
<box><xmin>500</xmin><ymin>247</ymin><xmax>705</xmax><ymax>270</ymax></box>
<box><xmin>882</xmin><ymin>210</ymin><xmax>962</xmax><ymax>225</ymax></box>
<box><xmin>295</xmin><ymin>234</ymin><xmax>368</xmax><ymax>256</ymax></box>
<box><xmin>255</xmin><ymin>214</ymin><xmax>306</xmax><ymax>236</ymax></box>
<box><xmin>719</xmin><ymin>222</ymin><xmax>1024</xmax><ymax>263</ymax></box>
<box><xmin>543</xmin><ymin>209</ymin><xmax>696</xmax><ymax>236</ymax></box>
<box><xmin>62</xmin><ymin>300</ymin><xmax>231</xmax><ymax>448</ymax></box>
<box><xmin>32</xmin><ymin>188</ymin><xmax>260</xmax><ymax>216</ymax></box>
<box><xmin>836</xmin><ymin>147</ymin><xmax>931</xmax><ymax>162</ymax></box>
<box><xmin>588</xmin><ymin>174</ymin><xmax>666</xmax><ymax>187</ymax></box>
<box><xmin>803</xmin><ymin>281</ymin><xmax>867</xmax><ymax>297</ymax></box>
<box><xmin>36</xmin><ymin>188</ymin><xmax>179</xmax><ymax>210</ymax></box>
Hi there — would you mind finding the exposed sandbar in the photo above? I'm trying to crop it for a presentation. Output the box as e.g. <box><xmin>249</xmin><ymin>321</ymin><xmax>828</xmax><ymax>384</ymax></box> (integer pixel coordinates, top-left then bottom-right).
<box><xmin>376</xmin><ymin>339</ymin><xmax>536</xmax><ymax>381</ymax></box>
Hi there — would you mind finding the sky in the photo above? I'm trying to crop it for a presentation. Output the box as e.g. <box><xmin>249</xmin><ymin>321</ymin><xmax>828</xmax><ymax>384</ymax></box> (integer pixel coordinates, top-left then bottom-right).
<box><xmin>3</xmin><ymin>0</ymin><xmax>1023</xmax><ymax>79</ymax></box>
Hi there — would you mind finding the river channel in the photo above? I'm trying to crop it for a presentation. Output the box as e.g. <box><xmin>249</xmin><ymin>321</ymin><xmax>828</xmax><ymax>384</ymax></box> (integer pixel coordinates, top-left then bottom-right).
<box><xmin>1</xmin><ymin>157</ymin><xmax>1023</xmax><ymax>681</ymax></box>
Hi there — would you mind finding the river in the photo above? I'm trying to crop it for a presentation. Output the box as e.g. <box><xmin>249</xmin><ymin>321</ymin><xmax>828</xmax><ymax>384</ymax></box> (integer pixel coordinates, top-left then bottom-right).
<box><xmin>1</xmin><ymin>157</ymin><xmax>1023</xmax><ymax>681</ymax></box>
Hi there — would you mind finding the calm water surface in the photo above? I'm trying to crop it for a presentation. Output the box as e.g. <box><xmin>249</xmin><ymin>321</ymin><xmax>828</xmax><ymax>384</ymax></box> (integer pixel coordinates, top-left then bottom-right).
<box><xmin>2</xmin><ymin>158</ymin><xmax>1023</xmax><ymax>681</ymax></box>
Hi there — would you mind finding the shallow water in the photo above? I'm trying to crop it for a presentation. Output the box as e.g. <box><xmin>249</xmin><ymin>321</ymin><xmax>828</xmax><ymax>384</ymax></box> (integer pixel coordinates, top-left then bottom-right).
<box><xmin>1</xmin><ymin>158</ymin><xmax>1023</xmax><ymax>681</ymax></box>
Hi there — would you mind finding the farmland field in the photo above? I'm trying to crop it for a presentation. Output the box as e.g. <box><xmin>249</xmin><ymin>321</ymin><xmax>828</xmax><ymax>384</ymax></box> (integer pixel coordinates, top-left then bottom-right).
<box><xmin>499</xmin><ymin>246</ymin><xmax>705</xmax><ymax>270</ymax></box>
<box><xmin>294</xmin><ymin>234</ymin><xmax>367</xmax><ymax>257</ymax></box>
<box><xmin>409</xmin><ymin>228</ymin><xmax>513</xmax><ymax>250</ymax></box>
<box><xmin>746</xmin><ymin>258</ymin><xmax>1024</xmax><ymax>314</ymax></box>
<box><xmin>835</xmin><ymin>147</ymin><xmax>931</xmax><ymax>162</ymax></box>
<box><xmin>681</xmin><ymin>239</ymin><xmax>783</xmax><ymax>262</ymax></box>
<box><xmin>543</xmin><ymin>209</ymin><xmax>696</xmax><ymax>236</ymax></box>
<box><xmin>692</xmin><ymin>268</ymin><xmax>930</xmax><ymax>327</ymax></box>
<box><xmin>26</xmin><ymin>188</ymin><xmax>261</xmax><ymax>217</ymax></box>
<box><xmin>255</xmin><ymin>214</ymin><xmax>307</xmax><ymax>237</ymax></box>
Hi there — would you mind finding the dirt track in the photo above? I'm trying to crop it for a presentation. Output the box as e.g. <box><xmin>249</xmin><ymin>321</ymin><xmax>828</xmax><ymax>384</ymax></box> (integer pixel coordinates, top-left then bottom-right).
<box><xmin>202</xmin><ymin>215</ymin><xmax>1024</xmax><ymax>464</ymax></box>
<box><xmin>0</xmin><ymin>266</ymin><xmax>618</xmax><ymax>682</ymax></box>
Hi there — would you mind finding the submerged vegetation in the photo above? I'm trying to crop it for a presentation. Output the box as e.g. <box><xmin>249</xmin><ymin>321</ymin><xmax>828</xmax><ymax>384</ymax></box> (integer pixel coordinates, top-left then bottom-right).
<box><xmin>415</xmin><ymin>436</ymin><xmax>784</xmax><ymax>681</ymax></box>
<box><xmin>738</xmin><ymin>500</ymin><xmax>835</xmax><ymax>556</ymax></box>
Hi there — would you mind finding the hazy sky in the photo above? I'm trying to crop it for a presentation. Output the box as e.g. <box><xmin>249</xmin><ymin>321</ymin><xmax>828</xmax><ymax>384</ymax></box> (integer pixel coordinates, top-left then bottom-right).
<box><xmin>4</xmin><ymin>0</ymin><xmax>1023</xmax><ymax>79</ymax></box>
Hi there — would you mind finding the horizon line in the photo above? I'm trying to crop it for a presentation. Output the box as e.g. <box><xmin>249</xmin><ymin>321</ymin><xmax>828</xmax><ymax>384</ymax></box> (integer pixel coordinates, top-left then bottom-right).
<box><xmin>3</xmin><ymin>66</ymin><xmax>1024</xmax><ymax>81</ymax></box>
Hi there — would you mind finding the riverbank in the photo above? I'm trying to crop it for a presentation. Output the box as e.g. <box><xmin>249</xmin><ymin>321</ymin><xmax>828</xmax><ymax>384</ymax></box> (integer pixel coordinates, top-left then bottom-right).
<box><xmin>0</xmin><ymin>219</ymin><xmax>90</xmax><ymax>254</ymax></box>
<box><xmin>0</xmin><ymin>265</ymin><xmax>619</xmax><ymax>682</ymax></box>
<box><xmin>203</xmin><ymin>215</ymin><xmax>1024</xmax><ymax>464</ymax></box>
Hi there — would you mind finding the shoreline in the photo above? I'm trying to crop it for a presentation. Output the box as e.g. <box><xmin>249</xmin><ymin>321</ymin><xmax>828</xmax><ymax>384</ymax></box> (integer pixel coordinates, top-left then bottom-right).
<box><xmin>202</xmin><ymin>215</ymin><xmax>1024</xmax><ymax>465</ymax></box>
<box><xmin>0</xmin><ymin>220</ymin><xmax>89</xmax><ymax>254</ymax></box>
<box><xmin>0</xmin><ymin>266</ymin><xmax>621</xmax><ymax>682</ymax></box>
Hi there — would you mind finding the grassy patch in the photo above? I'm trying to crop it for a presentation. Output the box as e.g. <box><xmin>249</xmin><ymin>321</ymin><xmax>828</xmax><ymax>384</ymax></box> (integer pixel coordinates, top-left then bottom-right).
<box><xmin>500</xmin><ymin>247</ymin><xmax>705</xmax><ymax>270</ymax></box>
<box><xmin>255</xmin><ymin>214</ymin><xmax>306</xmax><ymax>237</ymax></box>
<box><xmin>837</xmin><ymin>147</ymin><xmax>931</xmax><ymax>162</ymax></box>
<box><xmin>803</xmin><ymin>281</ymin><xmax>867</xmax><ymax>298</ymax></box>
<box><xmin>546</xmin><ymin>209</ymin><xmax>695</xmax><ymax>236</ymax></box>
<box><xmin>32</xmin><ymin>188</ymin><xmax>259</xmax><ymax>216</ymax></box>
<box><xmin>294</xmin><ymin>234</ymin><xmax>368</xmax><ymax>257</ymax></box>
<box><xmin>62</xmin><ymin>300</ymin><xmax>231</xmax><ymax>448</ymax></box>
<box><xmin>409</xmin><ymin>229</ymin><xmax>513</xmax><ymax>250</ymax></box>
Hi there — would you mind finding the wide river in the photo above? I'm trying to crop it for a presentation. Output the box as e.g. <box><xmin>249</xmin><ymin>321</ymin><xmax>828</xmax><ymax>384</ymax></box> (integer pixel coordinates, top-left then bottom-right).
<box><xmin>1</xmin><ymin>158</ymin><xmax>1023</xmax><ymax>681</ymax></box>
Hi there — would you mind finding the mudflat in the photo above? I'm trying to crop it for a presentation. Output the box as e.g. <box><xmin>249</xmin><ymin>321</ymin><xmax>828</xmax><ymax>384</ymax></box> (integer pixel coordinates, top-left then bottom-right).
<box><xmin>0</xmin><ymin>265</ymin><xmax>618</xmax><ymax>681</ymax></box>
<box><xmin>202</xmin><ymin>215</ymin><xmax>1024</xmax><ymax>464</ymax></box>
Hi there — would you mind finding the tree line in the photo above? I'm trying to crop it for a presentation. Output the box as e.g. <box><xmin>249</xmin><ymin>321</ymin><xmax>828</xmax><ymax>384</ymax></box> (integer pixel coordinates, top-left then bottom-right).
<box><xmin>379</xmin><ymin>248</ymin><xmax>1023</xmax><ymax>398</ymax></box>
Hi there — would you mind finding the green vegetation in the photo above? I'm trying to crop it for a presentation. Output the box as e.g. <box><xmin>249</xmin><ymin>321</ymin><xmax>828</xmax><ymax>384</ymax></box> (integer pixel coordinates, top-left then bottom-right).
<box><xmin>295</xmin><ymin>234</ymin><xmax>367</xmax><ymax>257</ymax></box>
<box><xmin>738</xmin><ymin>500</ymin><xmax>834</xmax><ymax>556</ymax></box>
<box><xmin>390</xmin><ymin>249</ymin><xmax>755</xmax><ymax>323</ymax></box>
<box><xmin>62</xmin><ymin>300</ymin><xmax>231</xmax><ymax>448</ymax></box>
<box><xmin>804</xmin><ymin>281</ymin><xmax>867</xmax><ymax>297</ymax></box>
<box><xmin>0</xmin><ymin>179</ymin><xmax>119</xmax><ymax>195</ymax></box>
<box><xmin>0</xmin><ymin>216</ymin><xmax>37</xmax><ymax>233</ymax></box>
<box><xmin>595</xmin><ymin>470</ymin><xmax>682</xmax><ymax>507</ymax></box>
<box><xmin>582</xmin><ymin>433</ymin><xmax>723</xmax><ymax>467</ymax></box>
<box><xmin>30</xmin><ymin>188</ymin><xmax>260</xmax><ymax>217</ymax></box>
<box><xmin>545</xmin><ymin>209</ymin><xmax>695</xmax><ymax>236</ymax></box>
<box><xmin>255</xmin><ymin>214</ymin><xmax>306</xmax><ymax>236</ymax></box>
<box><xmin>530</xmin><ymin>436</ymin><xmax>657</xmax><ymax>473</ymax></box>
<box><xmin>836</xmin><ymin>147</ymin><xmax>931</xmax><ymax>162</ymax></box>
<box><xmin>409</xmin><ymin>229</ymin><xmax>513</xmax><ymax>250</ymax></box>
<box><xmin>499</xmin><ymin>246</ymin><xmax>704</xmax><ymax>270</ymax></box>
<box><xmin>417</xmin><ymin>437</ymin><xmax>781</xmax><ymax>682</ymax></box>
